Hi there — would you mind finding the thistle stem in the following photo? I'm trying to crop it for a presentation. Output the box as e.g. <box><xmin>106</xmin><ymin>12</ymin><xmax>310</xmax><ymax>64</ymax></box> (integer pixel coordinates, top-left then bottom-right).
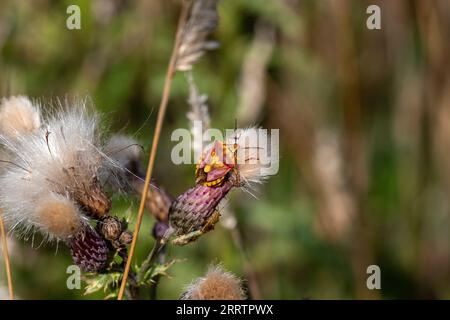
<box><xmin>149</xmin><ymin>245</ymin><xmax>167</xmax><ymax>300</ymax></box>
<box><xmin>137</xmin><ymin>240</ymin><xmax>165</xmax><ymax>283</ymax></box>
<box><xmin>0</xmin><ymin>212</ymin><xmax>14</xmax><ymax>300</ymax></box>
<box><xmin>117</xmin><ymin>0</ymin><xmax>191</xmax><ymax>300</ymax></box>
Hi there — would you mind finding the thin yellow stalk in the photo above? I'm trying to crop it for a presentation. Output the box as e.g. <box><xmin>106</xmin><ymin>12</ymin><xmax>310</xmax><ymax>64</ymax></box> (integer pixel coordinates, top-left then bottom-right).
<box><xmin>0</xmin><ymin>212</ymin><xmax>14</xmax><ymax>300</ymax></box>
<box><xmin>117</xmin><ymin>1</ymin><xmax>191</xmax><ymax>300</ymax></box>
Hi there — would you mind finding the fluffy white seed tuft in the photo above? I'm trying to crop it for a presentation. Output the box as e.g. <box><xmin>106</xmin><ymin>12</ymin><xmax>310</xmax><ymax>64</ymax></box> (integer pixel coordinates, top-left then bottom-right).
<box><xmin>226</xmin><ymin>127</ymin><xmax>279</xmax><ymax>186</ymax></box>
<box><xmin>0</xmin><ymin>95</ymin><xmax>41</xmax><ymax>138</ymax></box>
<box><xmin>34</xmin><ymin>193</ymin><xmax>84</xmax><ymax>241</ymax></box>
<box><xmin>180</xmin><ymin>264</ymin><xmax>246</xmax><ymax>300</ymax></box>
<box><xmin>0</xmin><ymin>100</ymin><xmax>117</xmax><ymax>239</ymax></box>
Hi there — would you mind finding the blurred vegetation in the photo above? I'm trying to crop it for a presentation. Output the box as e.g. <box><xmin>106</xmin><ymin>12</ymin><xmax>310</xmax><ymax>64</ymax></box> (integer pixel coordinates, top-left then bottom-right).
<box><xmin>1</xmin><ymin>0</ymin><xmax>450</xmax><ymax>299</ymax></box>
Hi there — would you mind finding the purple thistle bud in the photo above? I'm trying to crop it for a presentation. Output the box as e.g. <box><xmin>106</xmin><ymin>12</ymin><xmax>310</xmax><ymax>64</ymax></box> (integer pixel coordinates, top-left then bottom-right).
<box><xmin>153</xmin><ymin>221</ymin><xmax>170</xmax><ymax>240</ymax></box>
<box><xmin>69</xmin><ymin>226</ymin><xmax>109</xmax><ymax>273</ymax></box>
<box><xmin>169</xmin><ymin>181</ymin><xmax>232</xmax><ymax>239</ymax></box>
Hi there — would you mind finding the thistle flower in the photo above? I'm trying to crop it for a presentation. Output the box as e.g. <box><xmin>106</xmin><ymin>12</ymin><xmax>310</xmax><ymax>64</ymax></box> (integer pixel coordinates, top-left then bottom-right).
<box><xmin>136</xmin><ymin>181</ymin><xmax>173</xmax><ymax>222</ymax></box>
<box><xmin>168</xmin><ymin>181</ymin><xmax>232</xmax><ymax>245</ymax></box>
<box><xmin>0</xmin><ymin>100</ymin><xmax>113</xmax><ymax>240</ymax></box>
<box><xmin>169</xmin><ymin>127</ymin><xmax>277</xmax><ymax>244</ymax></box>
<box><xmin>176</xmin><ymin>0</ymin><xmax>219</xmax><ymax>72</ymax></box>
<box><xmin>180</xmin><ymin>264</ymin><xmax>246</xmax><ymax>300</ymax></box>
<box><xmin>69</xmin><ymin>226</ymin><xmax>109</xmax><ymax>273</ymax></box>
<box><xmin>0</xmin><ymin>96</ymin><xmax>41</xmax><ymax>138</ymax></box>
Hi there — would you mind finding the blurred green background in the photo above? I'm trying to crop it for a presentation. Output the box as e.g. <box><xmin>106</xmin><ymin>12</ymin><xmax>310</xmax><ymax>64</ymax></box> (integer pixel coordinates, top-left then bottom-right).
<box><xmin>1</xmin><ymin>0</ymin><xmax>450</xmax><ymax>299</ymax></box>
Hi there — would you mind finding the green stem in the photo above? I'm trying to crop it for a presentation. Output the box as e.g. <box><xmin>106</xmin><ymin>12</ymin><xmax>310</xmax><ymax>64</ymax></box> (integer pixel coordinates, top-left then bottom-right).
<box><xmin>137</xmin><ymin>240</ymin><xmax>165</xmax><ymax>283</ymax></box>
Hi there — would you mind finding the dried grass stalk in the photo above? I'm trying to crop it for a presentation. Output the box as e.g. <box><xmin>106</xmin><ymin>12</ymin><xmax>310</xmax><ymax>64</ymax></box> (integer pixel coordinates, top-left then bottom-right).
<box><xmin>0</xmin><ymin>213</ymin><xmax>13</xmax><ymax>300</ymax></box>
<box><xmin>176</xmin><ymin>0</ymin><xmax>219</xmax><ymax>71</ymax></box>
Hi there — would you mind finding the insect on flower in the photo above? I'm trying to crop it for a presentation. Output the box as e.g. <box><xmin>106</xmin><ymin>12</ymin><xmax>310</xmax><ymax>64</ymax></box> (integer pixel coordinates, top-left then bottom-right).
<box><xmin>195</xmin><ymin>124</ymin><xmax>267</xmax><ymax>189</ymax></box>
<box><xmin>195</xmin><ymin>139</ymin><xmax>238</xmax><ymax>187</ymax></box>
<box><xmin>170</xmin><ymin>125</ymin><xmax>275</xmax><ymax>245</ymax></box>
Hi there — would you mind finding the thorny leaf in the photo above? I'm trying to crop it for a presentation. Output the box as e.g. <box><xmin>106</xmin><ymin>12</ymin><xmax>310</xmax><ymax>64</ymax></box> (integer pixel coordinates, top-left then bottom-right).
<box><xmin>83</xmin><ymin>272</ymin><xmax>122</xmax><ymax>296</ymax></box>
<box><xmin>83</xmin><ymin>251</ymin><xmax>125</xmax><ymax>297</ymax></box>
<box><xmin>140</xmin><ymin>259</ymin><xmax>184</xmax><ymax>286</ymax></box>
<box><xmin>104</xmin><ymin>292</ymin><xmax>119</xmax><ymax>300</ymax></box>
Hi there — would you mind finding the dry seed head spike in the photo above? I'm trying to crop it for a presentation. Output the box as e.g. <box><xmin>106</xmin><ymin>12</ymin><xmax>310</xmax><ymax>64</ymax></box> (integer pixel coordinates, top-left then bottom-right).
<box><xmin>175</xmin><ymin>0</ymin><xmax>220</xmax><ymax>71</ymax></box>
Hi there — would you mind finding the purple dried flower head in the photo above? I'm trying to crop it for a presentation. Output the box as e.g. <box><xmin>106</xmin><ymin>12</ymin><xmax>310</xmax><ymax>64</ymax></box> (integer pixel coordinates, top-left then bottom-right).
<box><xmin>69</xmin><ymin>226</ymin><xmax>109</xmax><ymax>273</ymax></box>
<box><xmin>169</xmin><ymin>181</ymin><xmax>232</xmax><ymax>244</ymax></box>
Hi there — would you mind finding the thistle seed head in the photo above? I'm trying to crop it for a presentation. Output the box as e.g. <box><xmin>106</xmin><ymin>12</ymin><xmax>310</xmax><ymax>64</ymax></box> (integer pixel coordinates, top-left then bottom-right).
<box><xmin>0</xmin><ymin>96</ymin><xmax>41</xmax><ymax>138</ymax></box>
<box><xmin>73</xmin><ymin>175</ymin><xmax>111</xmax><ymax>218</ymax></box>
<box><xmin>0</xmin><ymin>100</ymin><xmax>116</xmax><ymax>238</ymax></box>
<box><xmin>35</xmin><ymin>193</ymin><xmax>84</xmax><ymax>241</ymax></box>
<box><xmin>180</xmin><ymin>264</ymin><xmax>246</xmax><ymax>300</ymax></box>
